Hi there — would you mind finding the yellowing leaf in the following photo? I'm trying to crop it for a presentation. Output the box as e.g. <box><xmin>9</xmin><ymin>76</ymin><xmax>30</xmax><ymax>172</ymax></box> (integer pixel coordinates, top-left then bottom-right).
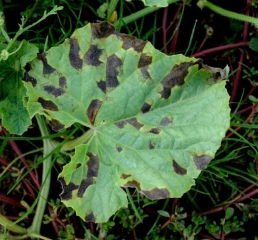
<box><xmin>23</xmin><ymin>22</ymin><xmax>230</xmax><ymax>223</ymax></box>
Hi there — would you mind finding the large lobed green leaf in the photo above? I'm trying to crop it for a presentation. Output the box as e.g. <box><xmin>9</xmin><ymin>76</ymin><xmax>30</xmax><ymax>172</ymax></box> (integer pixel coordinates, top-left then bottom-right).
<box><xmin>0</xmin><ymin>41</ymin><xmax>37</xmax><ymax>134</ymax></box>
<box><xmin>23</xmin><ymin>22</ymin><xmax>230</xmax><ymax>223</ymax></box>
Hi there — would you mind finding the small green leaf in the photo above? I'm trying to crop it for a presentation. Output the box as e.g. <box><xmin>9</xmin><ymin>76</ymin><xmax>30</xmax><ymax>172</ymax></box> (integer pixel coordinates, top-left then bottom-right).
<box><xmin>24</xmin><ymin>22</ymin><xmax>230</xmax><ymax>223</ymax></box>
<box><xmin>225</xmin><ymin>207</ymin><xmax>234</xmax><ymax>220</ymax></box>
<box><xmin>249</xmin><ymin>95</ymin><xmax>258</xmax><ymax>103</ymax></box>
<box><xmin>157</xmin><ymin>210</ymin><xmax>170</xmax><ymax>218</ymax></box>
<box><xmin>249</xmin><ymin>37</ymin><xmax>258</xmax><ymax>52</ymax></box>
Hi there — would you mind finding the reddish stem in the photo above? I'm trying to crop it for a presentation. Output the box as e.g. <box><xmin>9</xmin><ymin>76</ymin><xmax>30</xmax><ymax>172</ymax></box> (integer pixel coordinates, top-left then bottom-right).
<box><xmin>162</xmin><ymin>7</ymin><xmax>169</xmax><ymax>54</ymax></box>
<box><xmin>236</xmin><ymin>105</ymin><xmax>254</xmax><ymax>114</ymax></box>
<box><xmin>169</xmin><ymin>4</ymin><xmax>183</xmax><ymax>53</ymax></box>
<box><xmin>236</xmin><ymin>186</ymin><xmax>258</xmax><ymax>203</ymax></box>
<box><xmin>192</xmin><ymin>42</ymin><xmax>249</xmax><ymax>57</ymax></box>
<box><xmin>2</xmin><ymin>128</ymin><xmax>40</xmax><ymax>190</ymax></box>
<box><xmin>0</xmin><ymin>192</ymin><xmax>25</xmax><ymax>209</ymax></box>
<box><xmin>0</xmin><ymin>156</ymin><xmax>36</xmax><ymax>198</ymax></box>
<box><xmin>230</xmin><ymin>3</ymin><xmax>250</xmax><ymax>102</ymax></box>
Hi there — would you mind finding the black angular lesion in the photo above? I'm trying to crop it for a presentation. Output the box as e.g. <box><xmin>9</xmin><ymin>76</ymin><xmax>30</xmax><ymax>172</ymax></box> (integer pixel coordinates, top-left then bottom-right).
<box><xmin>69</xmin><ymin>38</ymin><xmax>83</xmax><ymax>70</ymax></box>
<box><xmin>120</xmin><ymin>34</ymin><xmax>147</xmax><ymax>52</ymax></box>
<box><xmin>85</xmin><ymin>212</ymin><xmax>96</xmax><ymax>222</ymax></box>
<box><xmin>59</xmin><ymin>76</ymin><xmax>67</xmax><ymax>88</ymax></box>
<box><xmin>97</xmin><ymin>80</ymin><xmax>106</xmax><ymax>93</ymax></box>
<box><xmin>117</xmin><ymin>146</ymin><xmax>122</xmax><ymax>152</ymax></box>
<box><xmin>106</xmin><ymin>54</ymin><xmax>122</xmax><ymax>88</ymax></box>
<box><xmin>91</xmin><ymin>21</ymin><xmax>115</xmax><ymax>39</ymax></box>
<box><xmin>149</xmin><ymin>142</ymin><xmax>155</xmax><ymax>149</ymax></box>
<box><xmin>159</xmin><ymin>117</ymin><xmax>172</xmax><ymax>126</ymax></box>
<box><xmin>77</xmin><ymin>178</ymin><xmax>94</xmax><ymax>198</ymax></box>
<box><xmin>138</xmin><ymin>53</ymin><xmax>152</xmax><ymax>78</ymax></box>
<box><xmin>44</xmin><ymin>85</ymin><xmax>65</xmax><ymax>97</ymax></box>
<box><xmin>123</xmin><ymin>180</ymin><xmax>141</xmax><ymax>189</ymax></box>
<box><xmin>49</xmin><ymin>119</ymin><xmax>65</xmax><ymax>132</ymax></box>
<box><xmin>141</xmin><ymin>102</ymin><xmax>151</xmax><ymax>113</ymax></box>
<box><xmin>59</xmin><ymin>177</ymin><xmax>79</xmax><ymax>200</ymax></box>
<box><xmin>38</xmin><ymin>53</ymin><xmax>56</xmax><ymax>75</ymax></box>
<box><xmin>76</xmin><ymin>153</ymin><xmax>99</xmax><ymax>198</ymax></box>
<box><xmin>84</xmin><ymin>44</ymin><xmax>103</xmax><ymax>66</ymax></box>
<box><xmin>87</xmin><ymin>99</ymin><xmax>103</xmax><ymax>125</ymax></box>
<box><xmin>149</xmin><ymin>128</ymin><xmax>161</xmax><ymax>134</ymax></box>
<box><xmin>126</xmin><ymin>117</ymin><xmax>143</xmax><ymax>130</ymax></box>
<box><xmin>193</xmin><ymin>155</ymin><xmax>213</xmax><ymax>170</ymax></box>
<box><xmin>22</xmin><ymin>71</ymin><xmax>37</xmax><ymax>87</ymax></box>
<box><xmin>172</xmin><ymin>160</ymin><xmax>187</xmax><ymax>175</ymax></box>
<box><xmin>159</xmin><ymin>61</ymin><xmax>197</xmax><ymax>99</ymax></box>
<box><xmin>38</xmin><ymin>97</ymin><xmax>58</xmax><ymax>111</ymax></box>
<box><xmin>121</xmin><ymin>173</ymin><xmax>131</xmax><ymax>179</ymax></box>
<box><xmin>142</xmin><ymin>188</ymin><xmax>170</xmax><ymax>200</ymax></box>
<box><xmin>86</xmin><ymin>153</ymin><xmax>99</xmax><ymax>178</ymax></box>
<box><xmin>115</xmin><ymin>121</ymin><xmax>127</xmax><ymax>128</ymax></box>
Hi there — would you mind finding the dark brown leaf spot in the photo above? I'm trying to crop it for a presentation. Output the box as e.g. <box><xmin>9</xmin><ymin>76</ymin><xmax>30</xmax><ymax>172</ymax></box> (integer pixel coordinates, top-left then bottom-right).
<box><xmin>49</xmin><ymin>119</ymin><xmax>65</xmax><ymax>132</ymax></box>
<box><xmin>117</xmin><ymin>146</ymin><xmax>122</xmax><ymax>152</ymax></box>
<box><xmin>77</xmin><ymin>153</ymin><xmax>99</xmax><ymax>198</ymax></box>
<box><xmin>38</xmin><ymin>53</ymin><xmax>56</xmax><ymax>75</ymax></box>
<box><xmin>138</xmin><ymin>53</ymin><xmax>152</xmax><ymax>78</ymax></box>
<box><xmin>159</xmin><ymin>117</ymin><xmax>172</xmax><ymax>126</ymax></box>
<box><xmin>160</xmin><ymin>61</ymin><xmax>196</xmax><ymax>99</ymax></box>
<box><xmin>91</xmin><ymin>21</ymin><xmax>115</xmax><ymax>39</ymax></box>
<box><xmin>77</xmin><ymin>179</ymin><xmax>94</xmax><ymax>198</ymax></box>
<box><xmin>44</xmin><ymin>85</ymin><xmax>65</xmax><ymax>97</ymax></box>
<box><xmin>121</xmin><ymin>173</ymin><xmax>131</xmax><ymax>179</ymax></box>
<box><xmin>138</xmin><ymin>53</ymin><xmax>152</xmax><ymax>68</ymax></box>
<box><xmin>115</xmin><ymin>121</ymin><xmax>127</xmax><ymax>129</ymax></box>
<box><xmin>202</xmin><ymin>63</ymin><xmax>229</xmax><ymax>82</ymax></box>
<box><xmin>142</xmin><ymin>188</ymin><xmax>170</xmax><ymax>200</ymax></box>
<box><xmin>38</xmin><ymin>97</ymin><xmax>58</xmax><ymax>111</ymax></box>
<box><xmin>124</xmin><ymin>180</ymin><xmax>141</xmax><ymax>189</ymax></box>
<box><xmin>84</xmin><ymin>44</ymin><xmax>102</xmax><ymax>66</ymax></box>
<box><xmin>149</xmin><ymin>142</ymin><xmax>155</xmax><ymax>149</ymax></box>
<box><xmin>172</xmin><ymin>160</ymin><xmax>187</xmax><ymax>175</ymax></box>
<box><xmin>193</xmin><ymin>155</ymin><xmax>213</xmax><ymax>170</ymax></box>
<box><xmin>120</xmin><ymin>34</ymin><xmax>147</xmax><ymax>52</ymax></box>
<box><xmin>97</xmin><ymin>80</ymin><xmax>106</xmax><ymax>93</ymax></box>
<box><xmin>85</xmin><ymin>212</ymin><xmax>96</xmax><ymax>222</ymax></box>
<box><xmin>106</xmin><ymin>54</ymin><xmax>122</xmax><ymax>88</ymax></box>
<box><xmin>86</xmin><ymin>153</ymin><xmax>99</xmax><ymax>178</ymax></box>
<box><xmin>87</xmin><ymin>99</ymin><xmax>102</xmax><ymax>125</ymax></box>
<box><xmin>59</xmin><ymin>177</ymin><xmax>79</xmax><ymax>200</ymax></box>
<box><xmin>59</xmin><ymin>76</ymin><xmax>67</xmax><ymax>88</ymax></box>
<box><xmin>141</xmin><ymin>102</ymin><xmax>151</xmax><ymax>113</ymax></box>
<box><xmin>69</xmin><ymin>38</ymin><xmax>82</xmax><ymax>70</ymax></box>
<box><xmin>126</xmin><ymin>117</ymin><xmax>143</xmax><ymax>130</ymax></box>
<box><xmin>150</xmin><ymin>128</ymin><xmax>161</xmax><ymax>134</ymax></box>
<box><xmin>22</xmin><ymin>72</ymin><xmax>37</xmax><ymax>87</ymax></box>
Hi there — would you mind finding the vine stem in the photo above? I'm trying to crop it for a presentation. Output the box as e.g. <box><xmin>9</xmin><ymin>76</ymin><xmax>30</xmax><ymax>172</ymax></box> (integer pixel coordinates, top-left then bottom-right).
<box><xmin>192</xmin><ymin>41</ymin><xmax>249</xmax><ymax>57</ymax></box>
<box><xmin>28</xmin><ymin>115</ymin><xmax>54</xmax><ymax>236</ymax></box>
<box><xmin>197</xmin><ymin>0</ymin><xmax>258</xmax><ymax>27</ymax></box>
<box><xmin>114</xmin><ymin>0</ymin><xmax>180</xmax><ymax>28</ymax></box>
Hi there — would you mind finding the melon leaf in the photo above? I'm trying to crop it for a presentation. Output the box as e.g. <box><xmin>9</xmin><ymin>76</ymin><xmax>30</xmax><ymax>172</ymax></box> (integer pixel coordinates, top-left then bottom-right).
<box><xmin>23</xmin><ymin>22</ymin><xmax>230</xmax><ymax>223</ymax></box>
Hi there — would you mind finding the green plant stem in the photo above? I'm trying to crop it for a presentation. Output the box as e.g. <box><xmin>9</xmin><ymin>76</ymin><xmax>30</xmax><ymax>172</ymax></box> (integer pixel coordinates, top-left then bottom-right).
<box><xmin>114</xmin><ymin>0</ymin><xmax>180</xmax><ymax>28</ymax></box>
<box><xmin>5</xmin><ymin>6</ymin><xmax>63</xmax><ymax>52</ymax></box>
<box><xmin>58</xmin><ymin>128</ymin><xmax>94</xmax><ymax>151</ymax></box>
<box><xmin>29</xmin><ymin>115</ymin><xmax>54</xmax><ymax>236</ymax></box>
<box><xmin>0</xmin><ymin>214</ymin><xmax>27</xmax><ymax>234</ymax></box>
<box><xmin>107</xmin><ymin>0</ymin><xmax>119</xmax><ymax>21</ymax></box>
<box><xmin>197</xmin><ymin>0</ymin><xmax>258</xmax><ymax>27</ymax></box>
